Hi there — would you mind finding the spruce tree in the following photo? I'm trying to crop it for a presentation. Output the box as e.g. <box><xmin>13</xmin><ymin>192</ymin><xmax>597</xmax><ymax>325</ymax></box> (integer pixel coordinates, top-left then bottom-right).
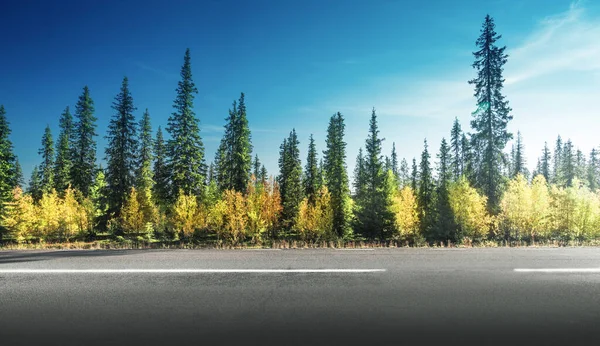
<box><xmin>0</xmin><ymin>105</ymin><xmax>17</xmax><ymax>208</ymax></box>
<box><xmin>166</xmin><ymin>48</ymin><xmax>206</xmax><ymax>199</ymax></box>
<box><xmin>512</xmin><ymin>131</ymin><xmax>526</xmax><ymax>178</ymax></box>
<box><xmin>353</xmin><ymin>148</ymin><xmax>366</xmax><ymax>201</ymax></box>
<box><xmin>575</xmin><ymin>149</ymin><xmax>586</xmax><ymax>182</ymax></box>
<box><xmin>232</xmin><ymin>93</ymin><xmax>252</xmax><ymax>192</ymax></box>
<box><xmin>553</xmin><ymin>136</ymin><xmax>563</xmax><ymax>185</ymax></box>
<box><xmin>587</xmin><ymin>149</ymin><xmax>599</xmax><ymax>191</ymax></box>
<box><xmin>136</xmin><ymin>109</ymin><xmax>153</xmax><ymax>191</ymax></box>
<box><xmin>253</xmin><ymin>154</ymin><xmax>261</xmax><ymax>179</ymax></box>
<box><xmin>540</xmin><ymin>142</ymin><xmax>551</xmax><ymax>182</ymax></box>
<box><xmin>105</xmin><ymin>77</ymin><xmax>138</xmax><ymax>218</ymax></box>
<box><xmin>417</xmin><ymin>139</ymin><xmax>435</xmax><ymax>238</ymax></box>
<box><xmin>304</xmin><ymin>134</ymin><xmax>319</xmax><ymax>204</ymax></box>
<box><xmin>14</xmin><ymin>158</ymin><xmax>24</xmax><ymax>188</ymax></box>
<box><xmin>153</xmin><ymin>126</ymin><xmax>169</xmax><ymax>207</ymax></box>
<box><xmin>323</xmin><ymin>112</ymin><xmax>351</xmax><ymax>237</ymax></box>
<box><xmin>54</xmin><ymin>106</ymin><xmax>74</xmax><ymax>194</ymax></box>
<box><xmin>411</xmin><ymin>158</ymin><xmax>418</xmax><ymax>192</ymax></box>
<box><xmin>399</xmin><ymin>158</ymin><xmax>409</xmax><ymax>188</ymax></box>
<box><xmin>353</xmin><ymin>108</ymin><xmax>395</xmax><ymax>239</ymax></box>
<box><xmin>450</xmin><ymin>117</ymin><xmax>463</xmax><ymax>179</ymax></box>
<box><xmin>277</xmin><ymin>130</ymin><xmax>302</xmax><ymax>230</ymax></box>
<box><xmin>28</xmin><ymin>166</ymin><xmax>42</xmax><ymax>201</ymax></box>
<box><xmin>468</xmin><ymin>15</ymin><xmax>513</xmax><ymax>212</ymax></box>
<box><xmin>435</xmin><ymin>138</ymin><xmax>455</xmax><ymax>242</ymax></box>
<box><xmin>259</xmin><ymin>165</ymin><xmax>268</xmax><ymax>184</ymax></box>
<box><xmin>390</xmin><ymin>142</ymin><xmax>399</xmax><ymax>185</ymax></box>
<box><xmin>461</xmin><ymin>133</ymin><xmax>476</xmax><ymax>185</ymax></box>
<box><xmin>38</xmin><ymin>125</ymin><xmax>54</xmax><ymax>194</ymax></box>
<box><xmin>561</xmin><ymin>140</ymin><xmax>575</xmax><ymax>187</ymax></box>
<box><xmin>71</xmin><ymin>86</ymin><xmax>97</xmax><ymax>197</ymax></box>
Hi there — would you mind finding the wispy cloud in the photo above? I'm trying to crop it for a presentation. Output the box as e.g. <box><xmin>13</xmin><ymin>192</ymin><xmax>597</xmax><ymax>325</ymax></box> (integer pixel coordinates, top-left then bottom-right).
<box><xmin>135</xmin><ymin>62</ymin><xmax>179</xmax><ymax>80</ymax></box>
<box><xmin>505</xmin><ymin>1</ymin><xmax>600</xmax><ymax>86</ymax></box>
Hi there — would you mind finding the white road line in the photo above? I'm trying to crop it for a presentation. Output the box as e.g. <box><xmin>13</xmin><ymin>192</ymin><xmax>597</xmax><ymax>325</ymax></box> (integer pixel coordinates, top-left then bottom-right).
<box><xmin>0</xmin><ymin>269</ymin><xmax>386</xmax><ymax>274</ymax></box>
<box><xmin>335</xmin><ymin>249</ymin><xmax>375</xmax><ymax>251</ymax></box>
<box><xmin>514</xmin><ymin>268</ymin><xmax>600</xmax><ymax>273</ymax></box>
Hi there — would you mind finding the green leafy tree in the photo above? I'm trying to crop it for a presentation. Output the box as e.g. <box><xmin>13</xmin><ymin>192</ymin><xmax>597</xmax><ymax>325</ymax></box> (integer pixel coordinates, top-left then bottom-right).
<box><xmin>166</xmin><ymin>48</ymin><xmax>206</xmax><ymax>199</ymax></box>
<box><xmin>277</xmin><ymin>129</ymin><xmax>303</xmax><ymax>230</ymax></box>
<box><xmin>468</xmin><ymin>15</ymin><xmax>513</xmax><ymax>212</ymax></box>
<box><xmin>323</xmin><ymin>112</ymin><xmax>351</xmax><ymax>238</ymax></box>
<box><xmin>54</xmin><ymin>106</ymin><xmax>74</xmax><ymax>194</ymax></box>
<box><xmin>304</xmin><ymin>134</ymin><xmax>319</xmax><ymax>204</ymax></box>
<box><xmin>71</xmin><ymin>86</ymin><xmax>98</xmax><ymax>197</ymax></box>
<box><xmin>153</xmin><ymin>126</ymin><xmax>169</xmax><ymax>207</ymax></box>
<box><xmin>105</xmin><ymin>77</ymin><xmax>138</xmax><ymax>218</ymax></box>
<box><xmin>353</xmin><ymin>108</ymin><xmax>395</xmax><ymax>239</ymax></box>
<box><xmin>38</xmin><ymin>125</ymin><xmax>54</xmax><ymax>194</ymax></box>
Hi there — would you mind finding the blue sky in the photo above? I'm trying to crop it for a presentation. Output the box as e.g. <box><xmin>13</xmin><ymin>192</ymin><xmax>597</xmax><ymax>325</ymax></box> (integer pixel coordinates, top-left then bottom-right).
<box><xmin>1</xmin><ymin>0</ymin><xmax>599</xmax><ymax>182</ymax></box>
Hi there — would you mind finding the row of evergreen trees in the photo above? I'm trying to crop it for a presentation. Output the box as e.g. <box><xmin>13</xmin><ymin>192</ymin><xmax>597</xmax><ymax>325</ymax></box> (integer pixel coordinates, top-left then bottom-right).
<box><xmin>1</xmin><ymin>15</ymin><xmax>600</xmax><ymax>244</ymax></box>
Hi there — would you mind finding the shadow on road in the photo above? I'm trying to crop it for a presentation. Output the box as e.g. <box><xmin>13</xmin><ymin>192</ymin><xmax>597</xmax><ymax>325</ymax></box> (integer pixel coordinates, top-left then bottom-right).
<box><xmin>0</xmin><ymin>250</ymin><xmax>128</xmax><ymax>264</ymax></box>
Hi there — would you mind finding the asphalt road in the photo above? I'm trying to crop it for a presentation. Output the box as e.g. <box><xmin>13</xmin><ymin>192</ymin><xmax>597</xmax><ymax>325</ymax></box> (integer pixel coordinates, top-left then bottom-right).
<box><xmin>1</xmin><ymin>247</ymin><xmax>599</xmax><ymax>346</ymax></box>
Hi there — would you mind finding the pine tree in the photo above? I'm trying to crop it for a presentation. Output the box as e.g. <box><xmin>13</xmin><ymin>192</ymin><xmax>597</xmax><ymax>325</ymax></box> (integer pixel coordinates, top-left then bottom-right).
<box><xmin>14</xmin><ymin>158</ymin><xmax>24</xmax><ymax>188</ymax></box>
<box><xmin>540</xmin><ymin>142</ymin><xmax>551</xmax><ymax>182</ymax></box>
<box><xmin>38</xmin><ymin>125</ymin><xmax>54</xmax><ymax>194</ymax></box>
<box><xmin>450</xmin><ymin>117</ymin><xmax>463</xmax><ymax>179</ymax></box>
<box><xmin>105</xmin><ymin>77</ymin><xmax>138</xmax><ymax>218</ymax></box>
<box><xmin>390</xmin><ymin>142</ymin><xmax>399</xmax><ymax>185</ymax></box>
<box><xmin>461</xmin><ymin>133</ymin><xmax>476</xmax><ymax>186</ymax></box>
<box><xmin>259</xmin><ymin>165</ymin><xmax>268</xmax><ymax>184</ymax></box>
<box><xmin>587</xmin><ymin>149</ymin><xmax>599</xmax><ymax>191</ymax></box>
<box><xmin>323</xmin><ymin>112</ymin><xmax>351</xmax><ymax>237</ymax></box>
<box><xmin>28</xmin><ymin>166</ymin><xmax>42</xmax><ymax>201</ymax></box>
<box><xmin>304</xmin><ymin>134</ymin><xmax>319</xmax><ymax>204</ymax></box>
<box><xmin>399</xmin><ymin>158</ymin><xmax>409</xmax><ymax>188</ymax></box>
<box><xmin>53</xmin><ymin>106</ymin><xmax>74</xmax><ymax>194</ymax></box>
<box><xmin>468</xmin><ymin>15</ymin><xmax>513</xmax><ymax>212</ymax></box>
<box><xmin>277</xmin><ymin>129</ymin><xmax>302</xmax><ymax>230</ymax></box>
<box><xmin>232</xmin><ymin>93</ymin><xmax>252</xmax><ymax>192</ymax></box>
<box><xmin>411</xmin><ymin>158</ymin><xmax>418</xmax><ymax>192</ymax></box>
<box><xmin>353</xmin><ymin>148</ymin><xmax>366</xmax><ymax>201</ymax></box>
<box><xmin>561</xmin><ymin>139</ymin><xmax>575</xmax><ymax>187</ymax></box>
<box><xmin>575</xmin><ymin>149</ymin><xmax>586</xmax><ymax>182</ymax></box>
<box><xmin>135</xmin><ymin>109</ymin><xmax>155</xmax><ymax>224</ymax></box>
<box><xmin>435</xmin><ymin>138</ymin><xmax>455</xmax><ymax>242</ymax></box>
<box><xmin>418</xmin><ymin>139</ymin><xmax>435</xmax><ymax>238</ymax></box>
<box><xmin>153</xmin><ymin>126</ymin><xmax>169</xmax><ymax>207</ymax></box>
<box><xmin>253</xmin><ymin>154</ymin><xmax>261</xmax><ymax>179</ymax></box>
<box><xmin>71</xmin><ymin>86</ymin><xmax>97</xmax><ymax>197</ymax></box>
<box><xmin>353</xmin><ymin>108</ymin><xmax>395</xmax><ymax>239</ymax></box>
<box><xmin>553</xmin><ymin>136</ymin><xmax>563</xmax><ymax>185</ymax></box>
<box><xmin>0</xmin><ymin>105</ymin><xmax>17</xmax><ymax>209</ymax></box>
<box><xmin>512</xmin><ymin>131</ymin><xmax>526</xmax><ymax>178</ymax></box>
<box><xmin>166</xmin><ymin>48</ymin><xmax>206</xmax><ymax>199</ymax></box>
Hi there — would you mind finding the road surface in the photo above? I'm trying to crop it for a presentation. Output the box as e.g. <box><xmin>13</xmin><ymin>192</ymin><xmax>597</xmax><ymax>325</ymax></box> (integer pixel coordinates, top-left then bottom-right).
<box><xmin>1</xmin><ymin>247</ymin><xmax>599</xmax><ymax>345</ymax></box>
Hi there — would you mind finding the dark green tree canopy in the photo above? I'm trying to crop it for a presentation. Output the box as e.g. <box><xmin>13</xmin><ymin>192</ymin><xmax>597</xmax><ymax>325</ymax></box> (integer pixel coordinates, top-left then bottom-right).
<box><xmin>71</xmin><ymin>86</ymin><xmax>98</xmax><ymax>197</ymax></box>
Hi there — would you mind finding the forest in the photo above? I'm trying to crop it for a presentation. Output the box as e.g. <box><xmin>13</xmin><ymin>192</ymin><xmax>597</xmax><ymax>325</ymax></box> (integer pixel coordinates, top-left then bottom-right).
<box><xmin>1</xmin><ymin>15</ymin><xmax>599</xmax><ymax>247</ymax></box>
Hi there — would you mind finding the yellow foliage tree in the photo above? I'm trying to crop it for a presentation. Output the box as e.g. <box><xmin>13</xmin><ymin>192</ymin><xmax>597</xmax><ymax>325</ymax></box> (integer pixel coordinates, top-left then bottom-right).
<box><xmin>120</xmin><ymin>188</ymin><xmax>146</xmax><ymax>234</ymax></box>
<box><xmin>37</xmin><ymin>189</ymin><xmax>61</xmax><ymax>240</ymax></box>
<box><xmin>296</xmin><ymin>186</ymin><xmax>334</xmax><ymax>241</ymax></box>
<box><xmin>1</xmin><ymin>187</ymin><xmax>37</xmax><ymax>242</ymax></box>
<box><xmin>499</xmin><ymin>174</ymin><xmax>530</xmax><ymax>241</ymax></box>
<box><xmin>222</xmin><ymin>189</ymin><xmax>247</xmax><ymax>244</ymax></box>
<box><xmin>170</xmin><ymin>190</ymin><xmax>202</xmax><ymax>239</ymax></box>
<box><xmin>61</xmin><ymin>187</ymin><xmax>88</xmax><ymax>240</ymax></box>
<box><xmin>448</xmin><ymin>176</ymin><xmax>490</xmax><ymax>242</ymax></box>
<box><xmin>393</xmin><ymin>186</ymin><xmax>420</xmax><ymax>241</ymax></box>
